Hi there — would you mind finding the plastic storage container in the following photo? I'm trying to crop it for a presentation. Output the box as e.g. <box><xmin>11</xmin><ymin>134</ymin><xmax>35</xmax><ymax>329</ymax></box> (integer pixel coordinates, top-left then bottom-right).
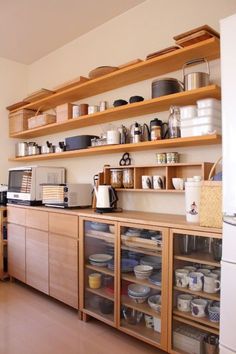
<box><xmin>181</xmin><ymin>121</ymin><xmax>221</xmax><ymax>138</ymax></box>
<box><xmin>197</xmin><ymin>107</ymin><xmax>221</xmax><ymax>118</ymax></box>
<box><xmin>181</xmin><ymin>116</ymin><xmax>221</xmax><ymax>128</ymax></box>
<box><xmin>196</xmin><ymin>98</ymin><xmax>221</xmax><ymax>110</ymax></box>
<box><xmin>180</xmin><ymin>105</ymin><xmax>197</xmax><ymax>120</ymax></box>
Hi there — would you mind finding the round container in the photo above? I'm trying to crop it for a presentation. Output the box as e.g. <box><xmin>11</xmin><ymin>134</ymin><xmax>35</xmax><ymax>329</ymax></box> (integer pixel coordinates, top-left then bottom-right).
<box><xmin>185</xmin><ymin>180</ymin><xmax>201</xmax><ymax>223</ymax></box>
<box><xmin>107</xmin><ymin>130</ymin><xmax>120</xmax><ymax>145</ymax></box>
<box><xmin>88</xmin><ymin>273</ymin><xmax>102</xmax><ymax>289</ymax></box>
<box><xmin>110</xmin><ymin>169</ymin><xmax>123</xmax><ymax>188</ymax></box>
<box><xmin>166</xmin><ymin>152</ymin><xmax>179</xmax><ymax>164</ymax></box>
<box><xmin>123</xmin><ymin>169</ymin><xmax>134</xmax><ymax>188</ymax></box>
<box><xmin>156</xmin><ymin>153</ymin><xmax>166</xmax><ymax>164</ymax></box>
<box><xmin>72</xmin><ymin>105</ymin><xmax>80</xmax><ymax>118</ymax></box>
<box><xmin>99</xmin><ymin>101</ymin><xmax>108</xmax><ymax>111</ymax></box>
<box><xmin>88</xmin><ymin>105</ymin><xmax>99</xmax><ymax>114</ymax></box>
<box><xmin>152</xmin><ymin>78</ymin><xmax>183</xmax><ymax>98</ymax></box>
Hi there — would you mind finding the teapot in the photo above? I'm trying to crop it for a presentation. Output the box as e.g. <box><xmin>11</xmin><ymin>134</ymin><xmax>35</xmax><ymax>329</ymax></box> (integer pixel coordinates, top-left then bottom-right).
<box><xmin>94</xmin><ymin>185</ymin><xmax>118</xmax><ymax>213</ymax></box>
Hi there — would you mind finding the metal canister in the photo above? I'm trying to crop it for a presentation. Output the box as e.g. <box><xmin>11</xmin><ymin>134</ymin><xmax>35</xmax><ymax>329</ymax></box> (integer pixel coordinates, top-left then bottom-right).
<box><xmin>99</xmin><ymin>101</ymin><xmax>108</xmax><ymax>112</ymax></box>
<box><xmin>156</xmin><ymin>153</ymin><xmax>166</xmax><ymax>164</ymax></box>
<box><xmin>166</xmin><ymin>152</ymin><xmax>179</xmax><ymax>164</ymax></box>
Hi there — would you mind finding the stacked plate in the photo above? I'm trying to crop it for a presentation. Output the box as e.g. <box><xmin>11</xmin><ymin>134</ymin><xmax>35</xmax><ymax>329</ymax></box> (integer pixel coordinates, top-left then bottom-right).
<box><xmin>140</xmin><ymin>256</ymin><xmax>162</xmax><ymax>270</ymax></box>
<box><xmin>124</xmin><ymin>228</ymin><xmax>141</xmax><ymax>237</ymax></box>
<box><xmin>128</xmin><ymin>284</ymin><xmax>151</xmax><ymax>304</ymax></box>
<box><xmin>149</xmin><ymin>272</ymin><xmax>162</xmax><ymax>286</ymax></box>
<box><xmin>88</xmin><ymin>254</ymin><xmax>112</xmax><ymax>267</ymax></box>
<box><xmin>108</xmin><ymin>258</ymin><xmax>138</xmax><ymax>272</ymax></box>
<box><xmin>134</xmin><ymin>265</ymin><xmax>153</xmax><ymax>279</ymax></box>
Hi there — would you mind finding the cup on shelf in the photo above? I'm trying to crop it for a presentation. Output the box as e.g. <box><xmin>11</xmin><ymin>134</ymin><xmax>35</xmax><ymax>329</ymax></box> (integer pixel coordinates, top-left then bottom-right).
<box><xmin>144</xmin><ymin>314</ymin><xmax>154</xmax><ymax>328</ymax></box>
<box><xmin>198</xmin><ymin>268</ymin><xmax>211</xmax><ymax>276</ymax></box>
<box><xmin>203</xmin><ymin>274</ymin><xmax>221</xmax><ymax>293</ymax></box>
<box><xmin>142</xmin><ymin>175</ymin><xmax>153</xmax><ymax>189</ymax></box>
<box><xmin>211</xmin><ymin>269</ymin><xmax>221</xmax><ymax>279</ymax></box>
<box><xmin>208</xmin><ymin>305</ymin><xmax>220</xmax><ymax>322</ymax></box>
<box><xmin>88</xmin><ymin>273</ymin><xmax>102</xmax><ymax>289</ymax></box>
<box><xmin>153</xmin><ymin>175</ymin><xmax>165</xmax><ymax>190</ymax></box>
<box><xmin>177</xmin><ymin>294</ymin><xmax>193</xmax><ymax>312</ymax></box>
<box><xmin>153</xmin><ymin>317</ymin><xmax>161</xmax><ymax>332</ymax></box>
<box><xmin>191</xmin><ymin>298</ymin><xmax>208</xmax><ymax>318</ymax></box>
<box><xmin>203</xmin><ymin>334</ymin><xmax>219</xmax><ymax>354</ymax></box>
<box><xmin>183</xmin><ymin>265</ymin><xmax>197</xmax><ymax>272</ymax></box>
<box><xmin>172</xmin><ymin>177</ymin><xmax>184</xmax><ymax>190</ymax></box>
<box><xmin>175</xmin><ymin>268</ymin><xmax>189</xmax><ymax>288</ymax></box>
<box><xmin>188</xmin><ymin>272</ymin><xmax>204</xmax><ymax>291</ymax></box>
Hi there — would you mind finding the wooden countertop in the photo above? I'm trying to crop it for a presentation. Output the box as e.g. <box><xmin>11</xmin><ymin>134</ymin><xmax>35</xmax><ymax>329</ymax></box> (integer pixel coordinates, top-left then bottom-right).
<box><xmin>7</xmin><ymin>204</ymin><xmax>222</xmax><ymax>234</ymax></box>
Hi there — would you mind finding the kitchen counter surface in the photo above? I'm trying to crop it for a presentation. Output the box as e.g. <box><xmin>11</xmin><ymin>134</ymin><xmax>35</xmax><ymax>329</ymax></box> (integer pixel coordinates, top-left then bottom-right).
<box><xmin>7</xmin><ymin>204</ymin><xmax>222</xmax><ymax>234</ymax></box>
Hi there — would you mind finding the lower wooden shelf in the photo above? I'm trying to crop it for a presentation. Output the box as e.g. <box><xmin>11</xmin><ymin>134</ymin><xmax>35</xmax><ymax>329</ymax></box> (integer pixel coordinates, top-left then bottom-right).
<box><xmin>85</xmin><ymin>264</ymin><xmax>114</xmax><ymax>276</ymax></box>
<box><xmin>9</xmin><ymin>134</ymin><xmax>221</xmax><ymax>162</ymax></box>
<box><xmin>83</xmin><ymin>307</ymin><xmax>115</xmax><ymax>327</ymax></box>
<box><xmin>121</xmin><ymin>245</ymin><xmax>162</xmax><ymax>257</ymax></box>
<box><xmin>120</xmin><ymin>319</ymin><xmax>161</xmax><ymax>346</ymax></box>
<box><xmin>173</xmin><ymin>286</ymin><xmax>220</xmax><ymax>301</ymax></box>
<box><xmin>122</xmin><ymin>273</ymin><xmax>161</xmax><ymax>291</ymax></box>
<box><xmin>173</xmin><ymin>309</ymin><xmax>219</xmax><ymax>331</ymax></box>
<box><xmin>174</xmin><ymin>253</ymin><xmax>220</xmax><ymax>267</ymax></box>
<box><xmin>86</xmin><ymin>287</ymin><xmax>114</xmax><ymax>301</ymax></box>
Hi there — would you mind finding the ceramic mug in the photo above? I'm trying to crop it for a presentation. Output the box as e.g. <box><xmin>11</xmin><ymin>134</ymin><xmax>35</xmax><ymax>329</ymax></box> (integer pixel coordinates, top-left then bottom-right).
<box><xmin>175</xmin><ymin>269</ymin><xmax>189</xmax><ymax>288</ymax></box>
<box><xmin>212</xmin><ymin>269</ymin><xmax>221</xmax><ymax>279</ymax></box>
<box><xmin>172</xmin><ymin>178</ymin><xmax>184</xmax><ymax>190</ymax></box>
<box><xmin>89</xmin><ymin>273</ymin><xmax>102</xmax><ymax>289</ymax></box>
<box><xmin>153</xmin><ymin>317</ymin><xmax>161</xmax><ymax>332</ymax></box>
<box><xmin>142</xmin><ymin>175</ymin><xmax>153</xmax><ymax>189</ymax></box>
<box><xmin>203</xmin><ymin>274</ymin><xmax>221</xmax><ymax>293</ymax></box>
<box><xmin>145</xmin><ymin>314</ymin><xmax>154</xmax><ymax>328</ymax></box>
<box><xmin>189</xmin><ymin>272</ymin><xmax>204</xmax><ymax>291</ymax></box>
<box><xmin>191</xmin><ymin>298</ymin><xmax>208</xmax><ymax>317</ymax></box>
<box><xmin>153</xmin><ymin>175</ymin><xmax>165</xmax><ymax>190</ymax></box>
<box><xmin>183</xmin><ymin>265</ymin><xmax>196</xmax><ymax>272</ymax></box>
<box><xmin>198</xmin><ymin>268</ymin><xmax>211</xmax><ymax>276</ymax></box>
<box><xmin>177</xmin><ymin>294</ymin><xmax>193</xmax><ymax>312</ymax></box>
<box><xmin>208</xmin><ymin>306</ymin><xmax>220</xmax><ymax>322</ymax></box>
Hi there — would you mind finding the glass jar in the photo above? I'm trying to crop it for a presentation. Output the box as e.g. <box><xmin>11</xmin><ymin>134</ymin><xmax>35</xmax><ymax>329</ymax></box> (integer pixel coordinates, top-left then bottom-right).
<box><xmin>123</xmin><ymin>168</ymin><xmax>134</xmax><ymax>188</ymax></box>
<box><xmin>168</xmin><ymin>106</ymin><xmax>181</xmax><ymax>138</ymax></box>
<box><xmin>110</xmin><ymin>169</ymin><xmax>123</xmax><ymax>188</ymax></box>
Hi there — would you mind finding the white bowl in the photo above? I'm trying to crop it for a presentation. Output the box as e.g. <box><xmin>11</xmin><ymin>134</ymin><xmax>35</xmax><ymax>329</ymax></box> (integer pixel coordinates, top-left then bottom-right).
<box><xmin>128</xmin><ymin>284</ymin><xmax>150</xmax><ymax>297</ymax></box>
<box><xmin>148</xmin><ymin>295</ymin><xmax>162</xmax><ymax>313</ymax></box>
<box><xmin>140</xmin><ymin>256</ymin><xmax>162</xmax><ymax>270</ymax></box>
<box><xmin>128</xmin><ymin>294</ymin><xmax>148</xmax><ymax>304</ymax></box>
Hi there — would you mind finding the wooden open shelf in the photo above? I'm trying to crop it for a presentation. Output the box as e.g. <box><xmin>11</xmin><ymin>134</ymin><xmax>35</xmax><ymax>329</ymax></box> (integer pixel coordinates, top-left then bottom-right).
<box><xmin>121</xmin><ymin>245</ymin><xmax>162</xmax><ymax>257</ymax></box>
<box><xmin>9</xmin><ymin>134</ymin><xmax>222</xmax><ymax>162</ymax></box>
<box><xmin>122</xmin><ymin>273</ymin><xmax>161</xmax><ymax>291</ymax></box>
<box><xmin>173</xmin><ymin>286</ymin><xmax>220</xmax><ymax>301</ymax></box>
<box><xmin>10</xmin><ymin>84</ymin><xmax>220</xmax><ymax>139</ymax></box>
<box><xmin>104</xmin><ymin>162</ymin><xmax>213</xmax><ymax>192</ymax></box>
<box><xmin>120</xmin><ymin>319</ymin><xmax>161</xmax><ymax>347</ymax></box>
<box><xmin>8</xmin><ymin>37</ymin><xmax>220</xmax><ymax>117</ymax></box>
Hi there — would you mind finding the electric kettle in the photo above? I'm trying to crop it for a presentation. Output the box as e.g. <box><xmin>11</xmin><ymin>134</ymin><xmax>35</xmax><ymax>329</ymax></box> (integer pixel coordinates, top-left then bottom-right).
<box><xmin>94</xmin><ymin>185</ymin><xmax>118</xmax><ymax>213</ymax></box>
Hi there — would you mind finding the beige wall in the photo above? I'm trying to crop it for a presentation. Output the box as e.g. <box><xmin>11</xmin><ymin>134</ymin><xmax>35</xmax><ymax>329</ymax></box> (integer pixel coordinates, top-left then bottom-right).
<box><xmin>4</xmin><ymin>0</ymin><xmax>236</xmax><ymax>213</ymax></box>
<box><xmin>0</xmin><ymin>57</ymin><xmax>28</xmax><ymax>183</ymax></box>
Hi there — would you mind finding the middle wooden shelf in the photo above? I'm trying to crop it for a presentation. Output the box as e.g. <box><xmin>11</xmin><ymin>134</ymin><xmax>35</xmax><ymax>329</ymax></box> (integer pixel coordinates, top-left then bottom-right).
<box><xmin>10</xmin><ymin>85</ymin><xmax>220</xmax><ymax>139</ymax></box>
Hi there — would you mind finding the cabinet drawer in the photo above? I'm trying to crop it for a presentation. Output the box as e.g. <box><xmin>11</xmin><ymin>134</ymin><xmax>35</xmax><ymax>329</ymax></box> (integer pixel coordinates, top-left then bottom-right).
<box><xmin>49</xmin><ymin>213</ymin><xmax>78</xmax><ymax>238</ymax></box>
<box><xmin>7</xmin><ymin>206</ymin><xmax>26</xmax><ymax>226</ymax></box>
<box><xmin>26</xmin><ymin>209</ymin><xmax>48</xmax><ymax>231</ymax></box>
<box><xmin>49</xmin><ymin>233</ymin><xmax>78</xmax><ymax>308</ymax></box>
<box><xmin>8</xmin><ymin>223</ymin><xmax>26</xmax><ymax>282</ymax></box>
<box><xmin>26</xmin><ymin>228</ymin><xmax>49</xmax><ymax>294</ymax></box>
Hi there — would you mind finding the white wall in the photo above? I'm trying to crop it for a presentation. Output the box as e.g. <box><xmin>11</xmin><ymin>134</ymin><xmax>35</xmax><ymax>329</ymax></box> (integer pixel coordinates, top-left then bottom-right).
<box><xmin>7</xmin><ymin>0</ymin><xmax>236</xmax><ymax>213</ymax></box>
<box><xmin>0</xmin><ymin>57</ymin><xmax>28</xmax><ymax>183</ymax></box>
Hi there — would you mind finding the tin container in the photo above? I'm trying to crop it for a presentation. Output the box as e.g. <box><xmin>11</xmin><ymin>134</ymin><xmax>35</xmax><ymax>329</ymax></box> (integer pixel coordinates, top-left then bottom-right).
<box><xmin>99</xmin><ymin>101</ymin><xmax>108</xmax><ymax>112</ymax></box>
<box><xmin>123</xmin><ymin>168</ymin><xmax>134</xmax><ymax>188</ymax></box>
<box><xmin>110</xmin><ymin>168</ymin><xmax>123</xmax><ymax>188</ymax></box>
<box><xmin>166</xmin><ymin>152</ymin><xmax>179</xmax><ymax>164</ymax></box>
<box><xmin>156</xmin><ymin>153</ymin><xmax>166</xmax><ymax>164</ymax></box>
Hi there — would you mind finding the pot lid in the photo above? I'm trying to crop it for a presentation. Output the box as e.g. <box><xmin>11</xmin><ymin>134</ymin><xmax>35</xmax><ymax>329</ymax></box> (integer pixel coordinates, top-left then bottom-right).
<box><xmin>152</xmin><ymin>77</ymin><xmax>181</xmax><ymax>83</ymax></box>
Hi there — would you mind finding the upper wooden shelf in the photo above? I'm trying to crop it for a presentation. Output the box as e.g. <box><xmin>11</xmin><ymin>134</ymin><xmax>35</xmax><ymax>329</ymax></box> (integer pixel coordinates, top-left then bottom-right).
<box><xmin>8</xmin><ymin>37</ymin><xmax>220</xmax><ymax>115</ymax></box>
<box><xmin>9</xmin><ymin>134</ymin><xmax>221</xmax><ymax>162</ymax></box>
<box><xmin>11</xmin><ymin>85</ymin><xmax>221</xmax><ymax>139</ymax></box>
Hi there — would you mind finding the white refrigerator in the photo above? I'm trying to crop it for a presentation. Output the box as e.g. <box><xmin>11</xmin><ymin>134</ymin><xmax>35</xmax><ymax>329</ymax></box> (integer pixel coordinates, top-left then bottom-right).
<box><xmin>220</xmin><ymin>13</ymin><xmax>236</xmax><ymax>354</ymax></box>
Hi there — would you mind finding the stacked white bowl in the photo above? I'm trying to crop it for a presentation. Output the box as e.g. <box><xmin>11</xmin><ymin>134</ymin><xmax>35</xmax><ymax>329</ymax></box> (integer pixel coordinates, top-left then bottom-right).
<box><xmin>180</xmin><ymin>98</ymin><xmax>222</xmax><ymax>138</ymax></box>
<box><xmin>134</xmin><ymin>264</ymin><xmax>153</xmax><ymax>279</ymax></box>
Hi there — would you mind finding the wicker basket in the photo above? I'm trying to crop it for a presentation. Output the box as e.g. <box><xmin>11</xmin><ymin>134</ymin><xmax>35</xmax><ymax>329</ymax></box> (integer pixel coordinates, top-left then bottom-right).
<box><xmin>28</xmin><ymin>107</ymin><xmax>56</xmax><ymax>129</ymax></box>
<box><xmin>200</xmin><ymin>157</ymin><xmax>222</xmax><ymax>228</ymax></box>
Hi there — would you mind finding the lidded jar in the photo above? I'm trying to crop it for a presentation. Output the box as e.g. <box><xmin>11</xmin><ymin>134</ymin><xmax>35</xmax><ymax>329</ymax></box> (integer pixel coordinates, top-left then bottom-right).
<box><xmin>110</xmin><ymin>168</ymin><xmax>123</xmax><ymax>188</ymax></box>
<box><xmin>168</xmin><ymin>106</ymin><xmax>181</xmax><ymax>138</ymax></box>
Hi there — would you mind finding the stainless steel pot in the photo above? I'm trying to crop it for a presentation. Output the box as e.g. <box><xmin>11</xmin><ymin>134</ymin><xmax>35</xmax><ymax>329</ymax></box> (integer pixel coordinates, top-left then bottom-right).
<box><xmin>15</xmin><ymin>142</ymin><xmax>28</xmax><ymax>157</ymax></box>
<box><xmin>152</xmin><ymin>78</ymin><xmax>183</xmax><ymax>98</ymax></box>
<box><xmin>183</xmin><ymin>57</ymin><xmax>210</xmax><ymax>91</ymax></box>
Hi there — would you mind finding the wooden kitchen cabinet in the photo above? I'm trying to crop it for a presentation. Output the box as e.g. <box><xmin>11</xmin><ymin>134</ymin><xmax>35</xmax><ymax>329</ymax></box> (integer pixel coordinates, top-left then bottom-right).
<box><xmin>26</xmin><ymin>209</ymin><xmax>48</xmax><ymax>231</ymax></box>
<box><xmin>8</xmin><ymin>205</ymin><xmax>25</xmax><ymax>226</ymax></box>
<box><xmin>49</xmin><ymin>213</ymin><xmax>78</xmax><ymax>238</ymax></box>
<box><xmin>26</xmin><ymin>227</ymin><xmax>49</xmax><ymax>294</ymax></box>
<box><xmin>49</xmin><ymin>233</ymin><xmax>78</xmax><ymax>308</ymax></box>
<box><xmin>8</xmin><ymin>223</ymin><xmax>26</xmax><ymax>282</ymax></box>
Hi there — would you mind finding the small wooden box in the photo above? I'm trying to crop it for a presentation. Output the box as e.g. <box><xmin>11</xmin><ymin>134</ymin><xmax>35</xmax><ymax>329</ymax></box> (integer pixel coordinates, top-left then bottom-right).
<box><xmin>56</xmin><ymin>103</ymin><xmax>75</xmax><ymax>123</ymax></box>
<box><xmin>28</xmin><ymin>114</ymin><xmax>56</xmax><ymax>129</ymax></box>
<box><xmin>9</xmin><ymin>109</ymin><xmax>36</xmax><ymax>134</ymax></box>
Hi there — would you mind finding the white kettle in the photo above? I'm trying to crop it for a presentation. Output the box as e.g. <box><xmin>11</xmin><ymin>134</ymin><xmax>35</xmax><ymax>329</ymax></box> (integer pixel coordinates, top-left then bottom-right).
<box><xmin>94</xmin><ymin>185</ymin><xmax>118</xmax><ymax>212</ymax></box>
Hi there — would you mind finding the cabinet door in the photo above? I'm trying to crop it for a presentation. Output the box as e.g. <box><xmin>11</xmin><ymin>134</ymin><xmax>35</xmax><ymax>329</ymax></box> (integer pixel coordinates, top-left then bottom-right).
<box><xmin>8</xmin><ymin>206</ymin><xmax>26</xmax><ymax>226</ymax></box>
<box><xmin>26</xmin><ymin>209</ymin><xmax>48</xmax><ymax>231</ymax></box>
<box><xmin>49</xmin><ymin>233</ymin><xmax>78</xmax><ymax>309</ymax></box>
<box><xmin>79</xmin><ymin>218</ymin><xmax>117</xmax><ymax>327</ymax></box>
<box><xmin>26</xmin><ymin>228</ymin><xmax>49</xmax><ymax>294</ymax></box>
<box><xmin>49</xmin><ymin>213</ymin><xmax>78</xmax><ymax>238</ymax></box>
<box><xmin>8</xmin><ymin>223</ymin><xmax>26</xmax><ymax>282</ymax></box>
<box><xmin>118</xmin><ymin>223</ymin><xmax>169</xmax><ymax>351</ymax></box>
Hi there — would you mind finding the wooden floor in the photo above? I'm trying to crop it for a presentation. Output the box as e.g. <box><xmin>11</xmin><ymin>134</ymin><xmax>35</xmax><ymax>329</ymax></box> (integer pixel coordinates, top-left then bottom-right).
<box><xmin>0</xmin><ymin>281</ymin><xmax>165</xmax><ymax>354</ymax></box>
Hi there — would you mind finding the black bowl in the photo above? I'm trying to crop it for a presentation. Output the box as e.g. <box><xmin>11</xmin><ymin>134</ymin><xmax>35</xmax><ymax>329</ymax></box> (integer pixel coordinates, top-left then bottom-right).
<box><xmin>113</xmin><ymin>99</ymin><xmax>128</xmax><ymax>107</ymax></box>
<box><xmin>129</xmin><ymin>95</ymin><xmax>144</xmax><ymax>104</ymax></box>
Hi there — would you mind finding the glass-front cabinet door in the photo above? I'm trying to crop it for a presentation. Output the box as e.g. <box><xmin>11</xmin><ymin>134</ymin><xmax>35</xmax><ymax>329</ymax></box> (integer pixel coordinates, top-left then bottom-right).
<box><xmin>79</xmin><ymin>217</ymin><xmax>118</xmax><ymax>327</ymax></box>
<box><xmin>117</xmin><ymin>222</ymin><xmax>169</xmax><ymax>351</ymax></box>
<box><xmin>169</xmin><ymin>229</ymin><xmax>222</xmax><ymax>354</ymax></box>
